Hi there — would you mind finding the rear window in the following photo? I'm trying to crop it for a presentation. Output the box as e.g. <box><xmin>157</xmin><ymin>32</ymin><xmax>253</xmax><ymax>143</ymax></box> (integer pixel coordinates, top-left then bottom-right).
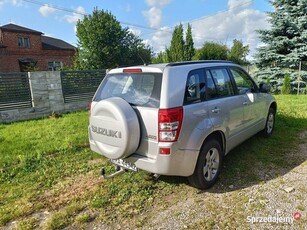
<box><xmin>93</xmin><ymin>73</ymin><xmax>162</xmax><ymax>108</ymax></box>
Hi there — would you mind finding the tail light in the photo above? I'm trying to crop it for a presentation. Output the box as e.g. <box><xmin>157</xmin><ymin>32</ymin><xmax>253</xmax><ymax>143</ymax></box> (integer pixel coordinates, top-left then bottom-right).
<box><xmin>158</xmin><ymin>107</ymin><xmax>183</xmax><ymax>142</ymax></box>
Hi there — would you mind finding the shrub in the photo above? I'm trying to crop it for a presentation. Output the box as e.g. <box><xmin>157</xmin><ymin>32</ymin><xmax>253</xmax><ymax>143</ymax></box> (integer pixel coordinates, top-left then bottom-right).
<box><xmin>281</xmin><ymin>73</ymin><xmax>291</xmax><ymax>94</ymax></box>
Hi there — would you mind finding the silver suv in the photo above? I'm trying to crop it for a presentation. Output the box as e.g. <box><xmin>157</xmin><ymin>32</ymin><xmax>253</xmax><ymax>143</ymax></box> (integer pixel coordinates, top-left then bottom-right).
<box><xmin>89</xmin><ymin>61</ymin><xmax>277</xmax><ymax>189</ymax></box>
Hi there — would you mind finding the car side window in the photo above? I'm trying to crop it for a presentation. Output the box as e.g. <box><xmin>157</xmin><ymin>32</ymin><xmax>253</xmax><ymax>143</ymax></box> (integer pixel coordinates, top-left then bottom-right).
<box><xmin>230</xmin><ymin>68</ymin><xmax>257</xmax><ymax>94</ymax></box>
<box><xmin>184</xmin><ymin>69</ymin><xmax>205</xmax><ymax>104</ymax></box>
<box><xmin>206</xmin><ymin>68</ymin><xmax>234</xmax><ymax>99</ymax></box>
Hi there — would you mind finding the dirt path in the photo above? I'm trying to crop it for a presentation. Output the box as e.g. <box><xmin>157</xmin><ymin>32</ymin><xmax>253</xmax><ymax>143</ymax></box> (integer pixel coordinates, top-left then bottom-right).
<box><xmin>143</xmin><ymin>131</ymin><xmax>307</xmax><ymax>229</ymax></box>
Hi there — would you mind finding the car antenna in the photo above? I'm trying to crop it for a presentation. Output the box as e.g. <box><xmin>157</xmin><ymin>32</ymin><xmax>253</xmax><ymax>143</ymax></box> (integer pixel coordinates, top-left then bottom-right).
<box><xmin>138</xmin><ymin>53</ymin><xmax>147</xmax><ymax>66</ymax></box>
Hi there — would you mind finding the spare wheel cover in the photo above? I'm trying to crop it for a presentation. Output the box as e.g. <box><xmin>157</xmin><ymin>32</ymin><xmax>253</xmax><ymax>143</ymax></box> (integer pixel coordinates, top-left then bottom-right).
<box><xmin>90</xmin><ymin>97</ymin><xmax>140</xmax><ymax>159</ymax></box>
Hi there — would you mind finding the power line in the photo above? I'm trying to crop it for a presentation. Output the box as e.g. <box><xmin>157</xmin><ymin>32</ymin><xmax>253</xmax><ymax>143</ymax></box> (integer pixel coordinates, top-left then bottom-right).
<box><xmin>21</xmin><ymin>0</ymin><xmax>255</xmax><ymax>46</ymax></box>
<box><xmin>21</xmin><ymin>0</ymin><xmax>165</xmax><ymax>32</ymax></box>
<box><xmin>141</xmin><ymin>0</ymin><xmax>254</xmax><ymax>37</ymax></box>
<box><xmin>183</xmin><ymin>0</ymin><xmax>253</xmax><ymax>25</ymax></box>
<box><xmin>22</xmin><ymin>0</ymin><xmax>87</xmax><ymax>15</ymax></box>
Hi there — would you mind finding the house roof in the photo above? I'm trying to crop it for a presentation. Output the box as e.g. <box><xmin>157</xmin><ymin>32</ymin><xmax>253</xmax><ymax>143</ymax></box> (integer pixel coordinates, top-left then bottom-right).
<box><xmin>0</xmin><ymin>23</ymin><xmax>42</xmax><ymax>34</ymax></box>
<box><xmin>0</xmin><ymin>23</ymin><xmax>75</xmax><ymax>50</ymax></box>
<box><xmin>42</xmin><ymin>36</ymin><xmax>75</xmax><ymax>50</ymax></box>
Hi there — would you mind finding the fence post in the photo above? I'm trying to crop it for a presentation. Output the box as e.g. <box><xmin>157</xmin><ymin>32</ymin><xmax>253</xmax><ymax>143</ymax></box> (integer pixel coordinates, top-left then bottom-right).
<box><xmin>297</xmin><ymin>61</ymin><xmax>301</xmax><ymax>95</ymax></box>
<box><xmin>28</xmin><ymin>72</ymin><xmax>50</xmax><ymax>116</ymax></box>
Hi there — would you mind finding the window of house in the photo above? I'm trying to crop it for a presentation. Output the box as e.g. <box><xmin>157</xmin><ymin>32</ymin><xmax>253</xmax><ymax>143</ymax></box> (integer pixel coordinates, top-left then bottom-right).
<box><xmin>18</xmin><ymin>37</ymin><xmax>30</xmax><ymax>48</ymax></box>
<box><xmin>48</xmin><ymin>61</ymin><xmax>63</xmax><ymax>71</ymax></box>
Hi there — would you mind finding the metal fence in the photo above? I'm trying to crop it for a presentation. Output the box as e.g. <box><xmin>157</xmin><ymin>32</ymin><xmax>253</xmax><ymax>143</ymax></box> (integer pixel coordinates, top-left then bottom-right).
<box><xmin>0</xmin><ymin>72</ymin><xmax>32</xmax><ymax>111</ymax></box>
<box><xmin>60</xmin><ymin>70</ymin><xmax>106</xmax><ymax>103</ymax></box>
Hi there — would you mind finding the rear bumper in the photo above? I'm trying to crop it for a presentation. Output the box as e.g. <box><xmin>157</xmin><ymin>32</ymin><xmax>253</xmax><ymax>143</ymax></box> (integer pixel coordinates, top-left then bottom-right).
<box><xmin>125</xmin><ymin>148</ymin><xmax>199</xmax><ymax>177</ymax></box>
<box><xmin>89</xmin><ymin>126</ymin><xmax>199</xmax><ymax>177</ymax></box>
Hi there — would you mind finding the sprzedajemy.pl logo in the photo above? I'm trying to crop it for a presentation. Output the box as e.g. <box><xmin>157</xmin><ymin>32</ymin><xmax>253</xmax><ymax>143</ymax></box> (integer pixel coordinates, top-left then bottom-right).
<box><xmin>247</xmin><ymin>212</ymin><xmax>302</xmax><ymax>224</ymax></box>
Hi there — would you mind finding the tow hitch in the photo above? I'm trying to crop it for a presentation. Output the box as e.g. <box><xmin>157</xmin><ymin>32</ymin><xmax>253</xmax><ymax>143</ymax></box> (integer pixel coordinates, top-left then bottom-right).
<box><xmin>100</xmin><ymin>166</ymin><xmax>127</xmax><ymax>179</ymax></box>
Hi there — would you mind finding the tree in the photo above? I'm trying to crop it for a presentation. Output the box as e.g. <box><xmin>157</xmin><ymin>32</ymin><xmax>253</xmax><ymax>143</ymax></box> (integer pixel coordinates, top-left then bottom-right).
<box><xmin>154</xmin><ymin>24</ymin><xmax>195</xmax><ymax>63</ymax></box>
<box><xmin>168</xmin><ymin>23</ymin><xmax>185</xmax><ymax>62</ymax></box>
<box><xmin>255</xmin><ymin>0</ymin><xmax>307</xmax><ymax>68</ymax></box>
<box><xmin>281</xmin><ymin>73</ymin><xmax>291</xmax><ymax>94</ymax></box>
<box><xmin>75</xmin><ymin>8</ymin><xmax>124</xmax><ymax>69</ymax></box>
<box><xmin>228</xmin><ymin>39</ymin><xmax>249</xmax><ymax>65</ymax></box>
<box><xmin>119</xmin><ymin>29</ymin><xmax>152</xmax><ymax>66</ymax></box>
<box><xmin>194</xmin><ymin>42</ymin><xmax>228</xmax><ymax>60</ymax></box>
<box><xmin>184</xmin><ymin>24</ymin><xmax>195</xmax><ymax>61</ymax></box>
<box><xmin>152</xmin><ymin>50</ymin><xmax>168</xmax><ymax>64</ymax></box>
<box><xmin>75</xmin><ymin>8</ymin><xmax>152</xmax><ymax>70</ymax></box>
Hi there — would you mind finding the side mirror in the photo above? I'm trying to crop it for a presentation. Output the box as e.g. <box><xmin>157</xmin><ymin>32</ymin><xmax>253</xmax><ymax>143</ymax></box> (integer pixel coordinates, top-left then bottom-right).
<box><xmin>259</xmin><ymin>83</ymin><xmax>270</xmax><ymax>93</ymax></box>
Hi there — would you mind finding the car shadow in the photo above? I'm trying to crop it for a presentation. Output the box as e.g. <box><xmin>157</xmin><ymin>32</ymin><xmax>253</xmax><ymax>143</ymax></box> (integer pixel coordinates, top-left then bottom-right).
<box><xmin>158</xmin><ymin>114</ymin><xmax>307</xmax><ymax>193</ymax></box>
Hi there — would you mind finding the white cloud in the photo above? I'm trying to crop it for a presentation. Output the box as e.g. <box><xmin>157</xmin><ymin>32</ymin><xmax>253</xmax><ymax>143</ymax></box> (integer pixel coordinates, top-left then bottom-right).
<box><xmin>11</xmin><ymin>0</ymin><xmax>22</xmax><ymax>6</ymax></box>
<box><xmin>124</xmin><ymin>4</ymin><xmax>131</xmax><ymax>12</ymax></box>
<box><xmin>228</xmin><ymin>0</ymin><xmax>252</xmax><ymax>12</ymax></box>
<box><xmin>64</xmin><ymin>6</ymin><xmax>85</xmax><ymax>24</ymax></box>
<box><xmin>190</xmin><ymin>4</ymin><xmax>269</xmax><ymax>59</ymax></box>
<box><xmin>0</xmin><ymin>0</ymin><xmax>5</xmax><ymax>8</ymax></box>
<box><xmin>147</xmin><ymin>27</ymin><xmax>173</xmax><ymax>52</ymax></box>
<box><xmin>39</xmin><ymin>4</ymin><xmax>55</xmax><ymax>17</ymax></box>
<box><xmin>128</xmin><ymin>27</ymin><xmax>142</xmax><ymax>37</ymax></box>
<box><xmin>145</xmin><ymin>0</ymin><xmax>269</xmax><ymax>59</ymax></box>
<box><xmin>0</xmin><ymin>0</ymin><xmax>23</xmax><ymax>8</ymax></box>
<box><xmin>142</xmin><ymin>7</ymin><xmax>162</xmax><ymax>28</ymax></box>
<box><xmin>145</xmin><ymin>0</ymin><xmax>172</xmax><ymax>7</ymax></box>
<box><xmin>143</xmin><ymin>0</ymin><xmax>172</xmax><ymax>29</ymax></box>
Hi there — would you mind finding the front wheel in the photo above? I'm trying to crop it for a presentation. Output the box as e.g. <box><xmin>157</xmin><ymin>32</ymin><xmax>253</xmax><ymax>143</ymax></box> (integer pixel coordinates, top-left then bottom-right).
<box><xmin>262</xmin><ymin>107</ymin><xmax>275</xmax><ymax>137</ymax></box>
<box><xmin>188</xmin><ymin>139</ymin><xmax>223</xmax><ymax>189</ymax></box>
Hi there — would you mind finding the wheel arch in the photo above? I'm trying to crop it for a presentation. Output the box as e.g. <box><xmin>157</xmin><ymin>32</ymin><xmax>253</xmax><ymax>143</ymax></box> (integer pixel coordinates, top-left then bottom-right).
<box><xmin>201</xmin><ymin>130</ymin><xmax>226</xmax><ymax>156</ymax></box>
<box><xmin>270</xmin><ymin>101</ymin><xmax>277</xmax><ymax>113</ymax></box>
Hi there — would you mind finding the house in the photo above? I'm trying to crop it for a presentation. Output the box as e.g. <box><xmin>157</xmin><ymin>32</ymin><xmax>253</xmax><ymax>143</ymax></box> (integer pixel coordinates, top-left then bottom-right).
<box><xmin>0</xmin><ymin>23</ymin><xmax>76</xmax><ymax>72</ymax></box>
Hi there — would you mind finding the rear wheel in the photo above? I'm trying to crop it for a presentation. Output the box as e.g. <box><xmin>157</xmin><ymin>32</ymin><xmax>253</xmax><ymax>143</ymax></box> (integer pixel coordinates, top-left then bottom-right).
<box><xmin>262</xmin><ymin>107</ymin><xmax>275</xmax><ymax>137</ymax></box>
<box><xmin>188</xmin><ymin>138</ymin><xmax>223</xmax><ymax>189</ymax></box>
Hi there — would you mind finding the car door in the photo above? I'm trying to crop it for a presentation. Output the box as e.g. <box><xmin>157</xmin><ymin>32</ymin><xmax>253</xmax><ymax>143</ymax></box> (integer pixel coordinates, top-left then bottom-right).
<box><xmin>229</xmin><ymin>67</ymin><xmax>266</xmax><ymax>134</ymax></box>
<box><xmin>205</xmin><ymin>68</ymin><xmax>245</xmax><ymax>152</ymax></box>
<box><xmin>181</xmin><ymin>68</ymin><xmax>209</xmax><ymax>148</ymax></box>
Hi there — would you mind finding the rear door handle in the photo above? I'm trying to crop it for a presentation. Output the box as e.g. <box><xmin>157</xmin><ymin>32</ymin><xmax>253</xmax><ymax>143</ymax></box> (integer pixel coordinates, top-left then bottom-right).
<box><xmin>211</xmin><ymin>107</ymin><xmax>221</xmax><ymax>113</ymax></box>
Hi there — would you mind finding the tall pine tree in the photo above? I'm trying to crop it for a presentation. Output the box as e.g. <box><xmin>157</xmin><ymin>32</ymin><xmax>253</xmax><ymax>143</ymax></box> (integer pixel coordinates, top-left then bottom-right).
<box><xmin>168</xmin><ymin>23</ymin><xmax>185</xmax><ymax>62</ymax></box>
<box><xmin>184</xmin><ymin>24</ymin><xmax>195</xmax><ymax>61</ymax></box>
<box><xmin>255</xmin><ymin>0</ymin><xmax>307</xmax><ymax>68</ymax></box>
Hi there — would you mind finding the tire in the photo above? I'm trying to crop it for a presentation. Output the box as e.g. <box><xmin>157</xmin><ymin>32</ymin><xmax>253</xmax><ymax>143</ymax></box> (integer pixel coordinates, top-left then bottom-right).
<box><xmin>89</xmin><ymin>97</ymin><xmax>140</xmax><ymax>159</ymax></box>
<box><xmin>188</xmin><ymin>138</ymin><xmax>223</xmax><ymax>189</ymax></box>
<box><xmin>262</xmin><ymin>107</ymin><xmax>275</xmax><ymax>137</ymax></box>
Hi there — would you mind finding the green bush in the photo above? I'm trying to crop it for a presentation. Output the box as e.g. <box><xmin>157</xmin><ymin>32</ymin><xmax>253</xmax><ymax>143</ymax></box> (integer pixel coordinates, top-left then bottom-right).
<box><xmin>281</xmin><ymin>73</ymin><xmax>291</xmax><ymax>94</ymax></box>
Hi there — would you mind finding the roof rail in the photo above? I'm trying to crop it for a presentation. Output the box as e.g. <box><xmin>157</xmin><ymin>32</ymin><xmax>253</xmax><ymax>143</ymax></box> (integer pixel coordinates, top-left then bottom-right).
<box><xmin>166</xmin><ymin>60</ymin><xmax>235</xmax><ymax>67</ymax></box>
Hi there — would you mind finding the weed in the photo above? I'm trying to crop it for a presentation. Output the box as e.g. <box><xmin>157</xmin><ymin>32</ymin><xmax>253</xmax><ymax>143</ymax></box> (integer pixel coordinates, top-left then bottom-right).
<box><xmin>15</xmin><ymin>217</ymin><xmax>39</xmax><ymax>230</ymax></box>
<box><xmin>44</xmin><ymin>202</ymin><xmax>84</xmax><ymax>230</ymax></box>
<box><xmin>76</xmin><ymin>212</ymin><xmax>93</xmax><ymax>223</ymax></box>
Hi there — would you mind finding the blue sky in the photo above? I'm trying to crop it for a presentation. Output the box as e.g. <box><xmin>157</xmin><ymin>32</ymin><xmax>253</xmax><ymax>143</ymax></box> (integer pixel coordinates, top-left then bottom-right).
<box><xmin>0</xmin><ymin>0</ymin><xmax>273</xmax><ymax>59</ymax></box>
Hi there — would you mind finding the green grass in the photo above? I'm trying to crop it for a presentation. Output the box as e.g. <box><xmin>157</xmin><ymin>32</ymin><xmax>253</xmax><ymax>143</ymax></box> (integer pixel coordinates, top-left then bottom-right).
<box><xmin>0</xmin><ymin>95</ymin><xmax>306</xmax><ymax>229</ymax></box>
